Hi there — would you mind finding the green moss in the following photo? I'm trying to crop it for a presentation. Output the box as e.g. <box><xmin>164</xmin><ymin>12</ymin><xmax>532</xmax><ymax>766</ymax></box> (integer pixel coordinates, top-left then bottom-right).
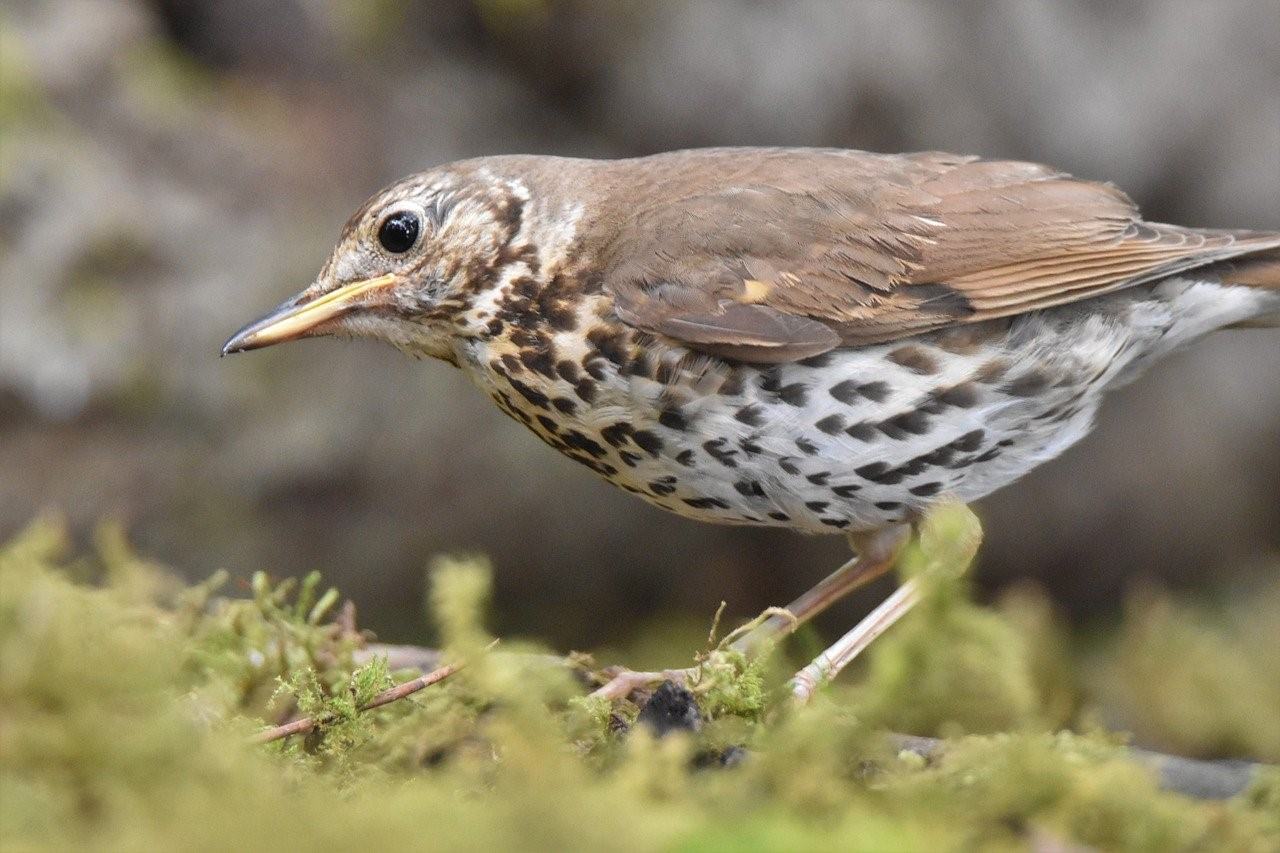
<box><xmin>1</xmin><ymin>514</ymin><xmax>1277</xmax><ymax>852</ymax></box>
<box><xmin>1092</xmin><ymin>583</ymin><xmax>1280</xmax><ymax>762</ymax></box>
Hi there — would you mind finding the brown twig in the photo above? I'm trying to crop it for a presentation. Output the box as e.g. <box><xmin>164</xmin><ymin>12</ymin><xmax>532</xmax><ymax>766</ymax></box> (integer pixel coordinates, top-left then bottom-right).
<box><xmin>252</xmin><ymin>658</ymin><xmax>466</xmax><ymax>744</ymax></box>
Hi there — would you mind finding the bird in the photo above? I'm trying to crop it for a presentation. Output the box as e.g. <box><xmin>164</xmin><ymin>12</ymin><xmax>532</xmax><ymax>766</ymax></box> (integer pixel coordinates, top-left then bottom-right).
<box><xmin>222</xmin><ymin>147</ymin><xmax>1280</xmax><ymax>699</ymax></box>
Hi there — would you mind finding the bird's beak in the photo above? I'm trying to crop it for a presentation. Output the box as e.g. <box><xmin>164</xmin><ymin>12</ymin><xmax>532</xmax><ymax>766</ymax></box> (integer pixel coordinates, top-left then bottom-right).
<box><xmin>220</xmin><ymin>273</ymin><xmax>399</xmax><ymax>355</ymax></box>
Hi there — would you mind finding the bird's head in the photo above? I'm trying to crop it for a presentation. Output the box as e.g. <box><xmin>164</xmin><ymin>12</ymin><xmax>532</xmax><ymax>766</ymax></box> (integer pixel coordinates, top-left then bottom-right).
<box><xmin>221</xmin><ymin>161</ymin><xmax>538</xmax><ymax>362</ymax></box>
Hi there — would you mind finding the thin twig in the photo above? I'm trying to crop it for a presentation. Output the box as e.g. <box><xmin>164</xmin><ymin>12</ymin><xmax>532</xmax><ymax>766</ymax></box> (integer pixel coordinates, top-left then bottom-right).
<box><xmin>252</xmin><ymin>646</ymin><xmax>490</xmax><ymax>744</ymax></box>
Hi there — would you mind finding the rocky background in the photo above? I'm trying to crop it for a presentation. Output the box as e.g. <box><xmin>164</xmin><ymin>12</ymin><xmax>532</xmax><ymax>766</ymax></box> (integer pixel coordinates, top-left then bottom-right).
<box><xmin>2</xmin><ymin>0</ymin><xmax>1277</xmax><ymax>648</ymax></box>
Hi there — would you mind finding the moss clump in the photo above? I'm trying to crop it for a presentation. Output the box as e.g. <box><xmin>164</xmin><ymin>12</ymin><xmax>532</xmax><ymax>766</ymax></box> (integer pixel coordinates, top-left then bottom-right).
<box><xmin>1093</xmin><ymin>584</ymin><xmax>1280</xmax><ymax>762</ymax></box>
<box><xmin>1</xmin><ymin>513</ymin><xmax>1277</xmax><ymax>852</ymax></box>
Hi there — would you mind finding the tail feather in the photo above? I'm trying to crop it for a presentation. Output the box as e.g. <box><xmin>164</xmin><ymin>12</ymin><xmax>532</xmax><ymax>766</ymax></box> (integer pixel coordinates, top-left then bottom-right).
<box><xmin>1215</xmin><ymin>250</ymin><xmax>1280</xmax><ymax>290</ymax></box>
<box><xmin>1211</xmin><ymin>248</ymin><xmax>1280</xmax><ymax>328</ymax></box>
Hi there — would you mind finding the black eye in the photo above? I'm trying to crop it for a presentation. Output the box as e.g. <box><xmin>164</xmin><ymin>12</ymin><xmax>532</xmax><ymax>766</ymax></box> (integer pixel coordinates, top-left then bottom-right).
<box><xmin>377</xmin><ymin>211</ymin><xmax>420</xmax><ymax>254</ymax></box>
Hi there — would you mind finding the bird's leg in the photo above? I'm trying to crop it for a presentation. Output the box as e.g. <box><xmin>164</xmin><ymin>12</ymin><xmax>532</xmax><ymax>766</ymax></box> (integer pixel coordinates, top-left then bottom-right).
<box><xmin>789</xmin><ymin>578</ymin><xmax>921</xmax><ymax>703</ymax></box>
<box><xmin>729</xmin><ymin>523</ymin><xmax>912</xmax><ymax>655</ymax></box>
<box><xmin>789</xmin><ymin>504</ymin><xmax>984</xmax><ymax>702</ymax></box>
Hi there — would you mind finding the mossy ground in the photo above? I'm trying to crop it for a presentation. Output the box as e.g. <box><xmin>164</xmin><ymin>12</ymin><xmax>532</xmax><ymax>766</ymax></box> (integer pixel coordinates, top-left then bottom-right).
<box><xmin>2</xmin><ymin>510</ymin><xmax>1277</xmax><ymax>852</ymax></box>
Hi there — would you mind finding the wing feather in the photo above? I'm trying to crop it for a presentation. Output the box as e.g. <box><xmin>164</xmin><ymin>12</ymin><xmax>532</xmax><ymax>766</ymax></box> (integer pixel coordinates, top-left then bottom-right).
<box><xmin>600</xmin><ymin>148</ymin><xmax>1280</xmax><ymax>359</ymax></box>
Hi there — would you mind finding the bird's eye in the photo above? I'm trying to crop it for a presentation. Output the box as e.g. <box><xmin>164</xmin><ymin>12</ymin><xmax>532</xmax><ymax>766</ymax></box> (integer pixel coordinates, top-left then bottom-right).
<box><xmin>377</xmin><ymin>211</ymin><xmax>420</xmax><ymax>254</ymax></box>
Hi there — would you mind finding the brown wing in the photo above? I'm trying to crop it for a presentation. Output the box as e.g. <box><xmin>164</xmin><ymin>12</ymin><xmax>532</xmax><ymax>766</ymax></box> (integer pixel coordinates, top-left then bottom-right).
<box><xmin>601</xmin><ymin>149</ymin><xmax>1280</xmax><ymax>361</ymax></box>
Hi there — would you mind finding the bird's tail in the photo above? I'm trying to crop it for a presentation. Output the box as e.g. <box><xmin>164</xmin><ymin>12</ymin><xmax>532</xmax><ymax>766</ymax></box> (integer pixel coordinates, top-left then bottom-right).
<box><xmin>1214</xmin><ymin>248</ymin><xmax>1280</xmax><ymax>328</ymax></box>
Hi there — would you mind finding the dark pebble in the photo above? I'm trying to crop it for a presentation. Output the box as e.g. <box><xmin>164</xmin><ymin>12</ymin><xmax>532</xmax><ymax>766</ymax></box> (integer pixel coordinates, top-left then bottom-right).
<box><xmin>636</xmin><ymin>681</ymin><xmax>703</xmax><ymax>736</ymax></box>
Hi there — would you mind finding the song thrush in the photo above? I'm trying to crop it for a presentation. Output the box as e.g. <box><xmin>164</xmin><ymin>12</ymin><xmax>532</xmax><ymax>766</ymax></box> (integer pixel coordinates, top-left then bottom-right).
<box><xmin>223</xmin><ymin>148</ymin><xmax>1280</xmax><ymax>698</ymax></box>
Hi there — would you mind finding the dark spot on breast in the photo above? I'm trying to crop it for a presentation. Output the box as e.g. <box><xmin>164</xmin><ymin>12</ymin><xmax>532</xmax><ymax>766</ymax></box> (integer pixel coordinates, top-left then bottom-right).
<box><xmin>632</xmin><ymin>430</ymin><xmax>664</xmax><ymax>456</ymax></box>
<box><xmin>512</xmin><ymin>277</ymin><xmax>538</xmax><ymax>299</ymax></box>
<box><xmin>829</xmin><ymin>380</ymin><xmax>860</xmax><ymax>405</ymax></box>
<box><xmin>564</xmin><ymin>379</ymin><xmax>593</xmax><ymax>407</ymax></box>
<box><xmin>520</xmin><ymin>347</ymin><xmax>556</xmax><ymax>378</ymax></box>
<box><xmin>562</xmin><ymin>430</ymin><xmax>607</xmax><ymax>458</ymax></box>
<box><xmin>973</xmin><ymin>447</ymin><xmax>1002</xmax><ymax>464</ymax></box>
<box><xmin>882</xmin><ymin>410</ymin><xmax>931</xmax><ymax>437</ymax></box>
<box><xmin>806</xmin><ymin>471</ymin><xmax>831</xmax><ymax>486</ymax></box>
<box><xmin>856</xmin><ymin>462</ymin><xmax>889</xmax><ymax>479</ymax></box>
<box><xmin>932</xmin><ymin>323</ymin><xmax>1001</xmax><ymax>355</ymax></box>
<box><xmin>625</xmin><ymin>351</ymin><xmax>655</xmax><ymax>379</ymax></box>
<box><xmin>820</xmin><ymin>518</ymin><xmax>851</xmax><ymax>529</ymax></box>
<box><xmin>875</xmin><ymin>501</ymin><xmax>903</xmax><ymax>511</ymax></box>
<box><xmin>734</xmin><ymin>404</ymin><xmax>765</xmax><ymax>427</ymax></box>
<box><xmin>856</xmin><ymin>462</ymin><xmax>905</xmax><ymax>485</ymax></box>
<box><xmin>582</xmin><ymin>356</ymin><xmax>608</xmax><ymax>381</ymax></box>
<box><xmin>877</xmin><ymin>420</ymin><xmax>909</xmax><ymax>441</ymax></box>
<box><xmin>649</xmin><ymin>480</ymin><xmax>677</xmax><ymax>496</ymax></box>
<box><xmin>815</xmin><ymin>414</ymin><xmax>846</xmax><ymax>435</ymax></box>
<box><xmin>909</xmin><ymin>481</ymin><xmax>942</xmax><ymax>497</ymax></box>
<box><xmin>486</xmin><ymin>318</ymin><xmax>504</xmax><ymax>336</ymax></box>
<box><xmin>805</xmin><ymin>501</ymin><xmax>829</xmax><ymax>513</ymax></box>
<box><xmin>508</xmin><ymin>377</ymin><xmax>550</xmax><ymax>409</ymax></box>
<box><xmin>619</xmin><ymin>451</ymin><xmax>642</xmax><ymax>467</ymax></box>
<box><xmin>658</xmin><ymin>408</ymin><xmax>689</xmax><ymax>431</ymax></box>
<box><xmin>587</xmin><ymin>326</ymin><xmax>629</xmax><ymax>366</ymax></box>
<box><xmin>535</xmin><ymin>414</ymin><xmax>560</xmax><ymax>433</ymax></box>
<box><xmin>858</xmin><ymin>382</ymin><xmax>891</xmax><ymax>403</ymax></box>
<box><xmin>844</xmin><ymin>422</ymin><xmax>878</xmax><ymax>442</ymax></box>
<box><xmin>831</xmin><ymin>484</ymin><xmax>861</xmax><ymax>497</ymax></box>
<box><xmin>898</xmin><ymin>458</ymin><xmax>929</xmax><ymax>477</ymax></box>
<box><xmin>887</xmin><ymin>345</ymin><xmax>939</xmax><ymax>375</ymax></box>
<box><xmin>675</xmin><ymin>449</ymin><xmax>695</xmax><ymax>466</ymax></box>
<box><xmin>767</xmin><ymin>511</ymin><xmax>791</xmax><ymax>521</ymax></box>
<box><xmin>734</xmin><ymin>480</ymin><xmax>766</xmax><ymax>498</ymax></box>
<box><xmin>953</xmin><ymin>429</ymin><xmax>985</xmax><ymax>452</ymax></box>
<box><xmin>551</xmin><ymin>397</ymin><xmax>577</xmax><ymax>415</ymax></box>
<box><xmin>758</xmin><ymin>368</ymin><xmax>782</xmax><ymax>393</ymax></box>
<box><xmin>601</xmin><ymin>423</ymin><xmax>634</xmax><ymax>447</ymax></box>
<box><xmin>719</xmin><ymin>373</ymin><xmax>745</xmax><ymax>397</ymax></box>
<box><xmin>937</xmin><ymin>382</ymin><xmax>979</xmax><ymax>409</ymax></box>
<box><xmin>704</xmin><ymin>438</ymin><xmax>738</xmax><ymax>467</ymax></box>
<box><xmin>493</xmin><ymin>193</ymin><xmax>526</xmax><ymax>234</ymax></box>
<box><xmin>531</xmin><ymin>274</ymin><xmax>578</xmax><ymax>332</ymax></box>
<box><xmin>1003</xmin><ymin>371</ymin><xmax>1052</xmax><ymax>397</ymax></box>
<box><xmin>500</xmin><ymin>353</ymin><xmax>523</xmax><ymax>374</ymax></box>
<box><xmin>795</xmin><ymin>437</ymin><xmax>819</xmax><ymax>455</ymax></box>
<box><xmin>778</xmin><ymin>457</ymin><xmax>800</xmax><ymax>476</ymax></box>
<box><xmin>556</xmin><ymin>360</ymin><xmax>581</xmax><ymax>383</ymax></box>
<box><xmin>683</xmin><ymin>497</ymin><xmax>730</xmax><ymax>510</ymax></box>
<box><xmin>509</xmin><ymin>328</ymin><xmax>539</xmax><ymax>348</ymax></box>
<box><xmin>975</xmin><ymin>359</ymin><xmax>1010</xmax><ymax>384</ymax></box>
<box><xmin>918</xmin><ymin>445</ymin><xmax>956</xmax><ymax>466</ymax></box>
<box><xmin>739</xmin><ymin>438</ymin><xmax>764</xmax><ymax>455</ymax></box>
<box><xmin>778</xmin><ymin>383</ymin><xmax>808</xmax><ymax>407</ymax></box>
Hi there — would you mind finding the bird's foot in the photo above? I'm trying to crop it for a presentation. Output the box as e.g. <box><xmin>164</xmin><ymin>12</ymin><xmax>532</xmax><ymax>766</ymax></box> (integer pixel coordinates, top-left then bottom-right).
<box><xmin>589</xmin><ymin>616</ymin><xmax>786</xmax><ymax>703</ymax></box>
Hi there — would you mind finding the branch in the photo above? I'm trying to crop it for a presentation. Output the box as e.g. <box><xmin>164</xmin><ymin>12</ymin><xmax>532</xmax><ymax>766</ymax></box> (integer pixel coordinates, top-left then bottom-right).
<box><xmin>252</xmin><ymin>659</ymin><xmax>464</xmax><ymax>744</ymax></box>
<box><xmin>889</xmin><ymin>734</ymin><xmax>1261</xmax><ymax>801</ymax></box>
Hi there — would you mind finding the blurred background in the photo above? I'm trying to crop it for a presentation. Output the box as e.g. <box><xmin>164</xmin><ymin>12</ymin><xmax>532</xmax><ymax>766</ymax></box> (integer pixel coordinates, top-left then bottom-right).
<box><xmin>2</xmin><ymin>0</ymin><xmax>1277</xmax><ymax>651</ymax></box>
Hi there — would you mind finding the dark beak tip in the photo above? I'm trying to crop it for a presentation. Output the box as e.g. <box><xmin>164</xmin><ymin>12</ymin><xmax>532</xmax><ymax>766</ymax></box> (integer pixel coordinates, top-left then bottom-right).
<box><xmin>219</xmin><ymin>335</ymin><xmax>245</xmax><ymax>357</ymax></box>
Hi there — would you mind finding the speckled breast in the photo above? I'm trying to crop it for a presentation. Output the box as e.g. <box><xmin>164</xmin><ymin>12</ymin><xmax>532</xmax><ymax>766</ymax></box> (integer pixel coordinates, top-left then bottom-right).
<box><xmin>453</xmin><ymin>289</ymin><xmax>1140</xmax><ymax>535</ymax></box>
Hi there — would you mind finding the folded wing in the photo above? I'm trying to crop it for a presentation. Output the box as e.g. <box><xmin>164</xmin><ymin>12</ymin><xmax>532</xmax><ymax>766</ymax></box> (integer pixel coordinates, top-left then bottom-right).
<box><xmin>604</xmin><ymin>150</ymin><xmax>1280</xmax><ymax>361</ymax></box>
